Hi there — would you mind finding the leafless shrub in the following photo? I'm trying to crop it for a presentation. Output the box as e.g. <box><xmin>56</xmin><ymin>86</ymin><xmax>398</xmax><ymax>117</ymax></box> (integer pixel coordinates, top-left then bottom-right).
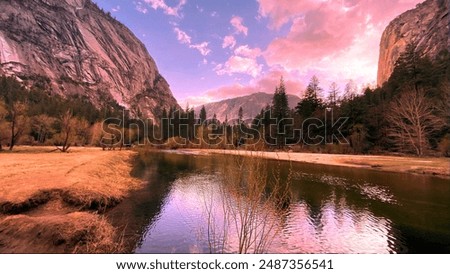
<box><xmin>205</xmin><ymin>152</ymin><xmax>292</xmax><ymax>253</ymax></box>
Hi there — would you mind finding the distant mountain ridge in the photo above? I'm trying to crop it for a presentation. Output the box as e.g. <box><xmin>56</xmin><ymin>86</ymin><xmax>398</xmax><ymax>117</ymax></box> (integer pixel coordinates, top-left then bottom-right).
<box><xmin>194</xmin><ymin>92</ymin><xmax>301</xmax><ymax>122</ymax></box>
<box><xmin>0</xmin><ymin>0</ymin><xmax>180</xmax><ymax>119</ymax></box>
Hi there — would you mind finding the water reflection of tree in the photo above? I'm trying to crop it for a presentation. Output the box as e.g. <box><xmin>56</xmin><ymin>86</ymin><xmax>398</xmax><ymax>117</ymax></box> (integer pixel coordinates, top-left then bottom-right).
<box><xmin>205</xmin><ymin>153</ymin><xmax>292</xmax><ymax>254</ymax></box>
<box><xmin>110</xmin><ymin>152</ymin><xmax>186</xmax><ymax>252</ymax></box>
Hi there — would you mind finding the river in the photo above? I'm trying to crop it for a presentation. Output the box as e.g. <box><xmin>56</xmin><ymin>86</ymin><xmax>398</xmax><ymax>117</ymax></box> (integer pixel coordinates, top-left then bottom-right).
<box><xmin>107</xmin><ymin>151</ymin><xmax>450</xmax><ymax>254</ymax></box>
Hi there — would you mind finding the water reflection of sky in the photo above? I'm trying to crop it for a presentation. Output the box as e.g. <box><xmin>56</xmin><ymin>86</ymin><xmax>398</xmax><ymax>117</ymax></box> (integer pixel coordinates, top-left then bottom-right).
<box><xmin>273</xmin><ymin>201</ymin><xmax>399</xmax><ymax>253</ymax></box>
<box><xmin>135</xmin><ymin>171</ymin><xmax>405</xmax><ymax>254</ymax></box>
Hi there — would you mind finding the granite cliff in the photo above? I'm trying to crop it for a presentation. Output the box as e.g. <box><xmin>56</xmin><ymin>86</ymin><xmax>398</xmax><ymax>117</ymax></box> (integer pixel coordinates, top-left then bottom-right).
<box><xmin>0</xmin><ymin>0</ymin><xmax>179</xmax><ymax>119</ymax></box>
<box><xmin>377</xmin><ymin>0</ymin><xmax>450</xmax><ymax>86</ymax></box>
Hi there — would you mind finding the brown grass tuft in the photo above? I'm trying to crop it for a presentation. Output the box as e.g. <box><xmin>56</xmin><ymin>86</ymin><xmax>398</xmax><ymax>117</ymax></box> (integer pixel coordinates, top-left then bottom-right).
<box><xmin>0</xmin><ymin>212</ymin><xmax>124</xmax><ymax>253</ymax></box>
<box><xmin>1</xmin><ymin>190</ymin><xmax>57</xmax><ymax>214</ymax></box>
<box><xmin>61</xmin><ymin>190</ymin><xmax>123</xmax><ymax>213</ymax></box>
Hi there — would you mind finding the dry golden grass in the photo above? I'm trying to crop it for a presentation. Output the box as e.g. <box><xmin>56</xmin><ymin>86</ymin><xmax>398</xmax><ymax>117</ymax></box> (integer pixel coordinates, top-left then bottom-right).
<box><xmin>0</xmin><ymin>146</ymin><xmax>140</xmax><ymax>203</ymax></box>
<box><xmin>0</xmin><ymin>146</ymin><xmax>140</xmax><ymax>253</ymax></box>
<box><xmin>0</xmin><ymin>212</ymin><xmax>122</xmax><ymax>254</ymax></box>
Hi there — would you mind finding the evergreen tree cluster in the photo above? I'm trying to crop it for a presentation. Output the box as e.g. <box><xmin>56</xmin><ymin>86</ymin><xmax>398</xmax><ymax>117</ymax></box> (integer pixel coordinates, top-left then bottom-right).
<box><xmin>1</xmin><ymin>46</ymin><xmax>448</xmax><ymax>156</ymax></box>
<box><xmin>138</xmin><ymin>47</ymin><xmax>449</xmax><ymax>155</ymax></box>
<box><xmin>153</xmin><ymin>46</ymin><xmax>450</xmax><ymax>155</ymax></box>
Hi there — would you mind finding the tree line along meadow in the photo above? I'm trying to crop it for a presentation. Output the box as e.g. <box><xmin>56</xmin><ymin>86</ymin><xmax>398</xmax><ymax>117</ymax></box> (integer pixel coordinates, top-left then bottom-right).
<box><xmin>0</xmin><ymin>46</ymin><xmax>449</xmax><ymax>156</ymax></box>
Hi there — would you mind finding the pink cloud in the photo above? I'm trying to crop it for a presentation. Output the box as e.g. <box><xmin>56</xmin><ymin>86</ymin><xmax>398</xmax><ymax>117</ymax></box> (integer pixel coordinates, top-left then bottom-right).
<box><xmin>134</xmin><ymin>1</ymin><xmax>148</xmax><ymax>14</ymax></box>
<box><xmin>173</xmin><ymin>27</ymin><xmax>191</xmax><ymax>44</ymax></box>
<box><xmin>255</xmin><ymin>69</ymin><xmax>305</xmax><ymax>97</ymax></box>
<box><xmin>179</xmin><ymin>0</ymin><xmax>423</xmax><ymax>107</ymax></box>
<box><xmin>172</xmin><ymin>27</ymin><xmax>211</xmax><ymax>56</ymax></box>
<box><xmin>222</xmin><ymin>35</ymin><xmax>237</xmax><ymax>49</ymax></box>
<box><xmin>257</xmin><ymin>0</ymin><xmax>320</xmax><ymax>29</ymax></box>
<box><xmin>189</xmin><ymin>42</ymin><xmax>211</xmax><ymax>56</ymax></box>
<box><xmin>259</xmin><ymin>0</ymin><xmax>423</xmax><ymax>87</ymax></box>
<box><xmin>215</xmin><ymin>55</ymin><xmax>262</xmax><ymax>77</ymax></box>
<box><xmin>234</xmin><ymin>45</ymin><xmax>262</xmax><ymax>59</ymax></box>
<box><xmin>230</xmin><ymin>16</ymin><xmax>249</xmax><ymax>36</ymax></box>
<box><xmin>144</xmin><ymin>0</ymin><xmax>186</xmax><ymax>17</ymax></box>
<box><xmin>111</xmin><ymin>5</ymin><xmax>120</xmax><ymax>13</ymax></box>
<box><xmin>258</xmin><ymin>0</ymin><xmax>422</xmax><ymax>30</ymax></box>
<box><xmin>215</xmin><ymin>45</ymin><xmax>263</xmax><ymax>77</ymax></box>
<box><xmin>178</xmin><ymin>84</ymin><xmax>252</xmax><ymax>108</ymax></box>
<box><xmin>179</xmin><ymin>94</ymin><xmax>217</xmax><ymax>108</ymax></box>
<box><xmin>206</xmin><ymin>83</ymin><xmax>255</xmax><ymax>100</ymax></box>
<box><xmin>184</xmin><ymin>69</ymin><xmax>305</xmax><ymax>107</ymax></box>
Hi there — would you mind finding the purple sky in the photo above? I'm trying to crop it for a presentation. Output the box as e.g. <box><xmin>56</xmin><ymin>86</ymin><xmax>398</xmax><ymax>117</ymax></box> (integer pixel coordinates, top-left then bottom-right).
<box><xmin>94</xmin><ymin>0</ymin><xmax>423</xmax><ymax>106</ymax></box>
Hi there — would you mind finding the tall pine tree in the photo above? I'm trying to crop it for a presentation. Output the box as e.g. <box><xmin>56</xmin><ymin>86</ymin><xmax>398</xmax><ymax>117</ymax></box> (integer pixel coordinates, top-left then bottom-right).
<box><xmin>199</xmin><ymin>105</ymin><xmax>207</xmax><ymax>124</ymax></box>
<box><xmin>296</xmin><ymin>75</ymin><xmax>323</xmax><ymax>118</ymax></box>
<box><xmin>272</xmin><ymin>77</ymin><xmax>291</xmax><ymax>147</ymax></box>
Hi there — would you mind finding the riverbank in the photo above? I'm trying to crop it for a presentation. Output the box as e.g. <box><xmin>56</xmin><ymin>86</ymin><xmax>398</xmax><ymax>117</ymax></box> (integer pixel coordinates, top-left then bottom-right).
<box><xmin>0</xmin><ymin>147</ymin><xmax>140</xmax><ymax>253</ymax></box>
<box><xmin>178</xmin><ymin>149</ymin><xmax>450</xmax><ymax>178</ymax></box>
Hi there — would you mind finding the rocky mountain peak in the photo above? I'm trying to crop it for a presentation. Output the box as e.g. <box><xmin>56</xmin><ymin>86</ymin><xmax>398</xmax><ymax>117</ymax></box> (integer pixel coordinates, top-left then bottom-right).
<box><xmin>0</xmin><ymin>0</ymin><xmax>179</xmax><ymax>119</ymax></box>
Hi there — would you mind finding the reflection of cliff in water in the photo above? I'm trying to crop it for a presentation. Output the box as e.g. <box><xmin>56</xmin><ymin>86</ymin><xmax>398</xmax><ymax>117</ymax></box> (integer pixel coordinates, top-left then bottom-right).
<box><xmin>107</xmin><ymin>153</ymin><xmax>184</xmax><ymax>251</ymax></box>
<box><xmin>107</xmin><ymin>152</ymin><xmax>227</xmax><ymax>252</ymax></box>
<box><xmin>110</xmin><ymin>151</ymin><xmax>450</xmax><ymax>253</ymax></box>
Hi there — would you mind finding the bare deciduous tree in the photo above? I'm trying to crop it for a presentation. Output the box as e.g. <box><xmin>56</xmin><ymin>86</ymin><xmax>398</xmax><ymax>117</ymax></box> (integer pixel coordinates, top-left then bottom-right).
<box><xmin>328</xmin><ymin>82</ymin><xmax>339</xmax><ymax>107</ymax></box>
<box><xmin>55</xmin><ymin>110</ymin><xmax>76</xmax><ymax>152</ymax></box>
<box><xmin>437</xmin><ymin>81</ymin><xmax>450</xmax><ymax>156</ymax></box>
<box><xmin>0</xmin><ymin>100</ymin><xmax>7</xmax><ymax>151</ymax></box>
<box><xmin>343</xmin><ymin>80</ymin><xmax>357</xmax><ymax>101</ymax></box>
<box><xmin>7</xmin><ymin>102</ymin><xmax>28</xmax><ymax>151</ymax></box>
<box><xmin>31</xmin><ymin>114</ymin><xmax>55</xmax><ymax>144</ymax></box>
<box><xmin>74</xmin><ymin>118</ymin><xmax>90</xmax><ymax>146</ymax></box>
<box><xmin>387</xmin><ymin>89</ymin><xmax>444</xmax><ymax>156</ymax></box>
<box><xmin>54</xmin><ymin>111</ymin><xmax>91</xmax><ymax>152</ymax></box>
<box><xmin>439</xmin><ymin>80</ymin><xmax>450</xmax><ymax>125</ymax></box>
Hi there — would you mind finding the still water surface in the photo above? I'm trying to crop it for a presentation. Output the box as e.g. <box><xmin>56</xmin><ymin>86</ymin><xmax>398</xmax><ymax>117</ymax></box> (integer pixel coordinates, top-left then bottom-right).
<box><xmin>108</xmin><ymin>151</ymin><xmax>450</xmax><ymax>253</ymax></box>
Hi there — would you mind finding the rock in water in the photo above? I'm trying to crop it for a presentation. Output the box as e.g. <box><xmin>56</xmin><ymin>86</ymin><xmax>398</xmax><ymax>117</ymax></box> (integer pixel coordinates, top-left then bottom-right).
<box><xmin>377</xmin><ymin>0</ymin><xmax>450</xmax><ymax>86</ymax></box>
<box><xmin>0</xmin><ymin>0</ymin><xmax>180</xmax><ymax>119</ymax></box>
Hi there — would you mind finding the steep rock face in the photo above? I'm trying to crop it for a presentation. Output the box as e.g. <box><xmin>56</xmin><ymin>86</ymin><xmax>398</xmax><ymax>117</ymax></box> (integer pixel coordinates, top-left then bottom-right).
<box><xmin>377</xmin><ymin>0</ymin><xmax>450</xmax><ymax>86</ymax></box>
<box><xmin>0</xmin><ymin>0</ymin><xmax>179</xmax><ymax>119</ymax></box>
<box><xmin>194</xmin><ymin>92</ymin><xmax>301</xmax><ymax>122</ymax></box>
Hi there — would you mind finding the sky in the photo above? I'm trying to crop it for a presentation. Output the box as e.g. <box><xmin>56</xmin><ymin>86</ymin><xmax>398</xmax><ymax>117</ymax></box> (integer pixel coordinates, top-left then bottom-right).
<box><xmin>94</xmin><ymin>0</ymin><xmax>423</xmax><ymax>107</ymax></box>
